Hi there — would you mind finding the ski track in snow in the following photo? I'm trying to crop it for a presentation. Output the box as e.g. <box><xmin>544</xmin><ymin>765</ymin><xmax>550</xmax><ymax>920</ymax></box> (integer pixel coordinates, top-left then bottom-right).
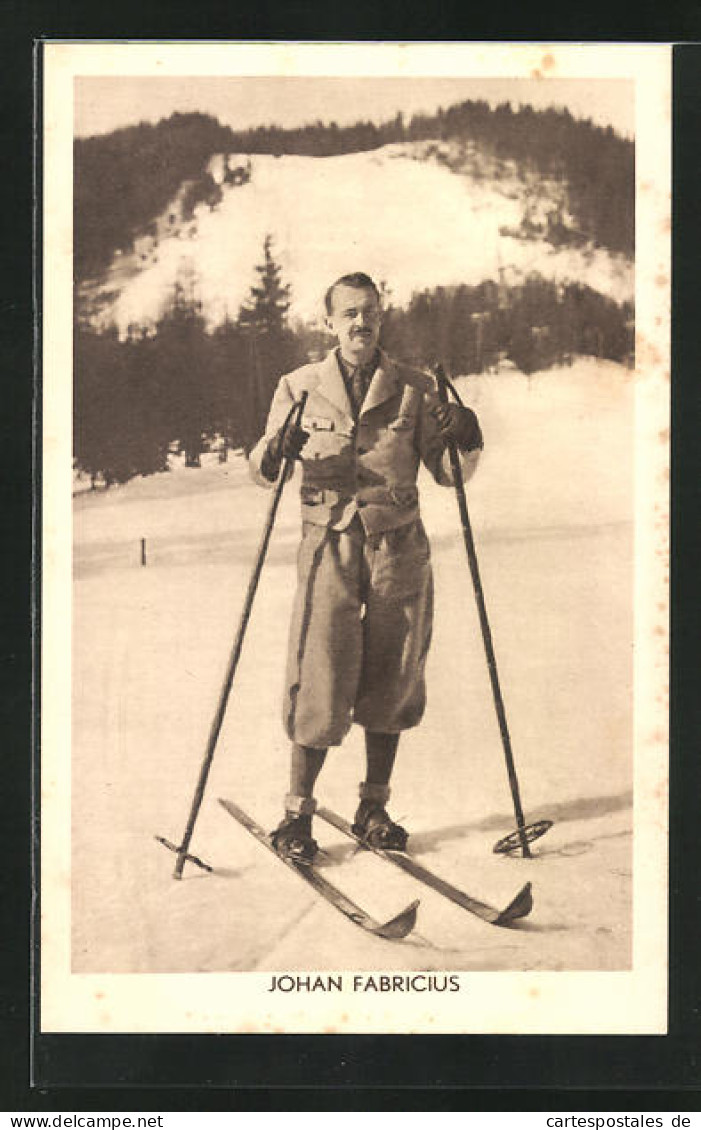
<box><xmin>91</xmin><ymin>147</ymin><xmax>633</xmax><ymax>332</ymax></box>
<box><xmin>71</xmin><ymin>361</ymin><xmax>634</xmax><ymax>980</ymax></box>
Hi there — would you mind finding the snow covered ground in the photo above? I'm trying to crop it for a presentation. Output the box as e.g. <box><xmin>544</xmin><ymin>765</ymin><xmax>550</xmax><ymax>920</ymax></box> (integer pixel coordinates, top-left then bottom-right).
<box><xmin>71</xmin><ymin>359</ymin><xmax>635</xmax><ymax>977</ymax></box>
<box><xmin>85</xmin><ymin>146</ymin><xmax>633</xmax><ymax>332</ymax></box>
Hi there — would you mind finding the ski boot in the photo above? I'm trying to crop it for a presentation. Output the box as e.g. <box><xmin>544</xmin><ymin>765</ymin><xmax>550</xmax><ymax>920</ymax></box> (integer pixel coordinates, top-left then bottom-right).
<box><xmin>270</xmin><ymin>794</ymin><xmax>319</xmax><ymax>865</ymax></box>
<box><xmin>351</xmin><ymin>782</ymin><xmax>408</xmax><ymax>851</ymax></box>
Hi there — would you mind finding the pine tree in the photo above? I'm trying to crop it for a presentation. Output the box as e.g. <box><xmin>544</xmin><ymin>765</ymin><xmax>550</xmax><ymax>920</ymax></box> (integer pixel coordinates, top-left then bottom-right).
<box><xmin>156</xmin><ymin>279</ymin><xmax>210</xmax><ymax>467</ymax></box>
<box><xmin>238</xmin><ymin>234</ymin><xmax>291</xmax><ymax>336</ymax></box>
<box><xmin>237</xmin><ymin>235</ymin><xmax>301</xmax><ymax>447</ymax></box>
<box><xmin>210</xmin><ymin>317</ymin><xmax>249</xmax><ymax>454</ymax></box>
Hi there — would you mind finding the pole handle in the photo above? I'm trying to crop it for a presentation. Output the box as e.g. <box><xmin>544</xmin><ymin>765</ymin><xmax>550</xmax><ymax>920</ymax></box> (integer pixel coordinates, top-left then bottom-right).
<box><xmin>277</xmin><ymin>392</ymin><xmax>309</xmax><ymax>485</ymax></box>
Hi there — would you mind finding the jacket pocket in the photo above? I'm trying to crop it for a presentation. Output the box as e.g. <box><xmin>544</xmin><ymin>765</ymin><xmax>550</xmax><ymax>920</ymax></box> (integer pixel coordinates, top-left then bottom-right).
<box><xmin>301</xmin><ymin>484</ymin><xmax>323</xmax><ymax>505</ymax></box>
<box><xmin>370</xmin><ymin>520</ymin><xmax>431</xmax><ymax>599</ymax></box>
<box><xmin>389</xmin><ymin>414</ymin><xmax>415</xmax><ymax>431</ymax></box>
<box><xmin>303</xmin><ymin>415</ymin><xmax>335</xmax><ymax>431</ymax></box>
<box><xmin>389</xmin><ymin>485</ymin><xmax>419</xmax><ymax>509</ymax></box>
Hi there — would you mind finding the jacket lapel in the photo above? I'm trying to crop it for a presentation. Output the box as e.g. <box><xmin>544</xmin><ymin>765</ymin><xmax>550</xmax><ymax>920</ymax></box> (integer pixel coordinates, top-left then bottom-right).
<box><xmin>315</xmin><ymin>350</ymin><xmax>354</xmax><ymax>421</ymax></box>
<box><xmin>359</xmin><ymin>351</ymin><xmax>400</xmax><ymax>417</ymax></box>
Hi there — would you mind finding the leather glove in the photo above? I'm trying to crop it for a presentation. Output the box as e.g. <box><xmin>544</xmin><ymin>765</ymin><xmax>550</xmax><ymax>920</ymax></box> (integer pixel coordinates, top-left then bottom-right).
<box><xmin>270</xmin><ymin>420</ymin><xmax>310</xmax><ymax>462</ymax></box>
<box><xmin>261</xmin><ymin>420</ymin><xmax>310</xmax><ymax>480</ymax></box>
<box><xmin>432</xmin><ymin>403</ymin><xmax>483</xmax><ymax>452</ymax></box>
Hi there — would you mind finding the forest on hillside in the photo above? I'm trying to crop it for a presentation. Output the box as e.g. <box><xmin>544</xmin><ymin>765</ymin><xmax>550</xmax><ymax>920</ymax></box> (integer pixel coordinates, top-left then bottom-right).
<box><xmin>74</xmin><ymin>238</ymin><xmax>633</xmax><ymax>488</ymax></box>
<box><xmin>74</xmin><ymin>101</ymin><xmax>634</xmax><ymax>279</ymax></box>
<box><xmin>74</xmin><ymin>113</ymin><xmax>237</xmax><ymax>280</ymax></box>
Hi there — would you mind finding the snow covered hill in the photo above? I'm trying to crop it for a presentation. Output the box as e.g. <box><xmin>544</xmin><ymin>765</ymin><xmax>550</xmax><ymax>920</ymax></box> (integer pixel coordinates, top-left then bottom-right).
<box><xmin>80</xmin><ymin>142</ymin><xmax>633</xmax><ymax>335</ymax></box>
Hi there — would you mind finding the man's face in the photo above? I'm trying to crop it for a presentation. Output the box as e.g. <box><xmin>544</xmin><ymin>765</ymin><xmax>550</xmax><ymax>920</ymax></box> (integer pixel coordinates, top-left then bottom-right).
<box><xmin>325</xmin><ymin>284</ymin><xmax>382</xmax><ymax>365</ymax></box>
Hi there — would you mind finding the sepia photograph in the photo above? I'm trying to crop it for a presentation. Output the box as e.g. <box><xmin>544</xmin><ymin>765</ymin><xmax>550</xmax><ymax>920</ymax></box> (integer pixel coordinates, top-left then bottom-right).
<box><xmin>40</xmin><ymin>42</ymin><xmax>670</xmax><ymax>1037</ymax></box>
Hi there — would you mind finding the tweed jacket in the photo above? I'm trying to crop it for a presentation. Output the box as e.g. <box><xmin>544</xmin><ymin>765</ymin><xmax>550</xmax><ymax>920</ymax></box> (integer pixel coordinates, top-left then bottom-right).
<box><xmin>249</xmin><ymin>349</ymin><xmax>480</xmax><ymax>534</ymax></box>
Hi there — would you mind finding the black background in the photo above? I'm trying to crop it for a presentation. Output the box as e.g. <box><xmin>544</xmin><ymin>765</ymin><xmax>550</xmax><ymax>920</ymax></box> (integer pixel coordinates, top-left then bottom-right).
<box><xmin>2</xmin><ymin>1</ymin><xmax>700</xmax><ymax>1110</ymax></box>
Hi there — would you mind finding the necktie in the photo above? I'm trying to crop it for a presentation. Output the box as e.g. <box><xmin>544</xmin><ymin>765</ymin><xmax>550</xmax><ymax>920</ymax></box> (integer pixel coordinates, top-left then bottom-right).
<box><xmin>351</xmin><ymin>365</ymin><xmax>366</xmax><ymax>415</ymax></box>
<box><xmin>349</xmin><ymin>363</ymin><xmax>373</xmax><ymax>417</ymax></box>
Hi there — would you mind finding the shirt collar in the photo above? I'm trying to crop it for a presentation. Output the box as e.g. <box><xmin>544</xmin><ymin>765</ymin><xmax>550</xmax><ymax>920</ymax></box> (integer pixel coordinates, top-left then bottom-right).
<box><xmin>336</xmin><ymin>347</ymin><xmax>379</xmax><ymax>380</ymax></box>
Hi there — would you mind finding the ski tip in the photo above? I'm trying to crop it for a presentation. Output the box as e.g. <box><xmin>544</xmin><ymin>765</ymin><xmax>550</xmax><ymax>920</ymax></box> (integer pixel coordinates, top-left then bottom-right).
<box><xmin>376</xmin><ymin>898</ymin><xmax>420</xmax><ymax>940</ymax></box>
<box><xmin>493</xmin><ymin>881</ymin><xmax>533</xmax><ymax>927</ymax></box>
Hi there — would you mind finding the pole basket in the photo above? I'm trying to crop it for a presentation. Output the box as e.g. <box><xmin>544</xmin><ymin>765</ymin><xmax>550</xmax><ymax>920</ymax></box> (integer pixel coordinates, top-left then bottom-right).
<box><xmin>155</xmin><ymin>835</ymin><xmax>213</xmax><ymax>876</ymax></box>
<box><xmin>492</xmin><ymin>820</ymin><xmax>553</xmax><ymax>856</ymax></box>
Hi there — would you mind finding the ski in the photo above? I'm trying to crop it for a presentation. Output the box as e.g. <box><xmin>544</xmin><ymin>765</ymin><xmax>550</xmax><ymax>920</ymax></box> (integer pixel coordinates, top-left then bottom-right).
<box><xmin>317</xmin><ymin>806</ymin><xmax>532</xmax><ymax>927</ymax></box>
<box><xmin>218</xmin><ymin>798</ymin><xmax>419</xmax><ymax>940</ymax></box>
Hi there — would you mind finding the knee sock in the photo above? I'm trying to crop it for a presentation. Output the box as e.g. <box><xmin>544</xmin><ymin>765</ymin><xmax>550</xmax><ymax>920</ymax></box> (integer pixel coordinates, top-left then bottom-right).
<box><xmin>363</xmin><ymin>731</ymin><xmax>400</xmax><ymax>790</ymax></box>
<box><xmin>289</xmin><ymin>743</ymin><xmax>328</xmax><ymax>800</ymax></box>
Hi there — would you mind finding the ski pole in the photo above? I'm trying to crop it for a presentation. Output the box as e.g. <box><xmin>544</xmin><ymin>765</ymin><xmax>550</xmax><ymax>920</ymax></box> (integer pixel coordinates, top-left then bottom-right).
<box><xmin>157</xmin><ymin>392</ymin><xmax>309</xmax><ymax>878</ymax></box>
<box><xmin>434</xmin><ymin>365</ymin><xmax>552</xmax><ymax>858</ymax></box>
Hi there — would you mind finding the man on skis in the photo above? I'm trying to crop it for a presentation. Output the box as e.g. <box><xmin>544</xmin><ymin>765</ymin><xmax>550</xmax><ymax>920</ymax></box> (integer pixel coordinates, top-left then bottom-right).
<box><xmin>249</xmin><ymin>271</ymin><xmax>483</xmax><ymax>865</ymax></box>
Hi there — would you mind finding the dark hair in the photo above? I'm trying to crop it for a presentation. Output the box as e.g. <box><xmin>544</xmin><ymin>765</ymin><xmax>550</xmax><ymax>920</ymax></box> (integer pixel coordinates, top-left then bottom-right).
<box><xmin>324</xmin><ymin>272</ymin><xmax>381</xmax><ymax>315</ymax></box>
